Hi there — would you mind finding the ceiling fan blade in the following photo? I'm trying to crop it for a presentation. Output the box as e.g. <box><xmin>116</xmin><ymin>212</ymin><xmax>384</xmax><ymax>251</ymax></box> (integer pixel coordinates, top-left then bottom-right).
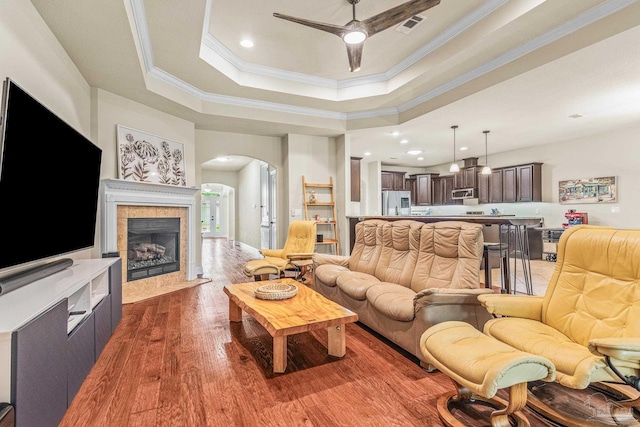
<box><xmin>361</xmin><ymin>0</ymin><xmax>441</xmax><ymax>36</ymax></box>
<box><xmin>346</xmin><ymin>43</ymin><xmax>364</xmax><ymax>72</ymax></box>
<box><xmin>273</xmin><ymin>13</ymin><xmax>348</xmax><ymax>38</ymax></box>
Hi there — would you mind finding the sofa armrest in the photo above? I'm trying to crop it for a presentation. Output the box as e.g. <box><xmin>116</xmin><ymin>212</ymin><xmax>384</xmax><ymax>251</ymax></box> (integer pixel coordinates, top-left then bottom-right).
<box><xmin>477</xmin><ymin>294</ymin><xmax>544</xmax><ymax>320</ymax></box>
<box><xmin>588</xmin><ymin>338</ymin><xmax>640</xmax><ymax>362</ymax></box>
<box><xmin>312</xmin><ymin>253</ymin><xmax>349</xmax><ymax>267</ymax></box>
<box><xmin>260</xmin><ymin>248</ymin><xmax>283</xmax><ymax>258</ymax></box>
<box><xmin>414</xmin><ymin>288</ymin><xmax>494</xmax><ymax>310</ymax></box>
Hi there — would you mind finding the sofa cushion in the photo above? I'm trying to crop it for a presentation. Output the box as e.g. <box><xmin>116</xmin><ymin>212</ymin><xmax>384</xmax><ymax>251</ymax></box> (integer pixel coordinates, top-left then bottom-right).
<box><xmin>374</xmin><ymin>221</ymin><xmax>422</xmax><ymax>287</ymax></box>
<box><xmin>411</xmin><ymin>222</ymin><xmax>483</xmax><ymax>292</ymax></box>
<box><xmin>314</xmin><ymin>264</ymin><xmax>349</xmax><ymax>287</ymax></box>
<box><xmin>542</xmin><ymin>227</ymin><xmax>640</xmax><ymax>346</ymax></box>
<box><xmin>349</xmin><ymin>219</ymin><xmax>385</xmax><ymax>275</ymax></box>
<box><xmin>336</xmin><ymin>272</ymin><xmax>380</xmax><ymax>300</ymax></box>
<box><xmin>483</xmin><ymin>317</ymin><xmax>607</xmax><ymax>389</ymax></box>
<box><xmin>366</xmin><ymin>283</ymin><xmax>416</xmax><ymax>322</ymax></box>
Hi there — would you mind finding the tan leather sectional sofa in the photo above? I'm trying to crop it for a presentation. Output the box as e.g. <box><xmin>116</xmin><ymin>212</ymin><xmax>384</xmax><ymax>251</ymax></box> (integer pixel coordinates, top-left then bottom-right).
<box><xmin>313</xmin><ymin>219</ymin><xmax>493</xmax><ymax>366</ymax></box>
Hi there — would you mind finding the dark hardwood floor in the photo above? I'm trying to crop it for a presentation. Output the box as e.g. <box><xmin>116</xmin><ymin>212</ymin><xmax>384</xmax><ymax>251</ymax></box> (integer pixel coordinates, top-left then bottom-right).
<box><xmin>60</xmin><ymin>238</ymin><xmax>554</xmax><ymax>426</ymax></box>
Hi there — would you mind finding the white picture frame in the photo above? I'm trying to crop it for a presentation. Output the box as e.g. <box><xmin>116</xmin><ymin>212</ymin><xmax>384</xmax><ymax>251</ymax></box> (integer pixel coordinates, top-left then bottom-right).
<box><xmin>116</xmin><ymin>125</ymin><xmax>186</xmax><ymax>186</ymax></box>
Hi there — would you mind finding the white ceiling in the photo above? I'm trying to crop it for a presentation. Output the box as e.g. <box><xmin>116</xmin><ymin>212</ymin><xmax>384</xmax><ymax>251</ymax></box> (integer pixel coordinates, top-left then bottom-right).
<box><xmin>30</xmin><ymin>0</ymin><xmax>640</xmax><ymax>170</ymax></box>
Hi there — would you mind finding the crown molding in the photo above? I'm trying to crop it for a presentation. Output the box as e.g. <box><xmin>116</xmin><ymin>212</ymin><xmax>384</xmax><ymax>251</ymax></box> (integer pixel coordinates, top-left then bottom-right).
<box><xmin>128</xmin><ymin>0</ymin><xmax>637</xmax><ymax>124</ymax></box>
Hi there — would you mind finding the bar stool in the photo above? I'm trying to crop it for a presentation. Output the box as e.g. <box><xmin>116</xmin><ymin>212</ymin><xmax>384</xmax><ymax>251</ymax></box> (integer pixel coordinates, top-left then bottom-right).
<box><xmin>482</xmin><ymin>242</ymin><xmax>509</xmax><ymax>292</ymax></box>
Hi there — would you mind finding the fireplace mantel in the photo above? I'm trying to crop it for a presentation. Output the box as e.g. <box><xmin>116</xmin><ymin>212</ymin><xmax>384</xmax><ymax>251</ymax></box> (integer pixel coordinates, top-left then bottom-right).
<box><xmin>101</xmin><ymin>179</ymin><xmax>199</xmax><ymax>280</ymax></box>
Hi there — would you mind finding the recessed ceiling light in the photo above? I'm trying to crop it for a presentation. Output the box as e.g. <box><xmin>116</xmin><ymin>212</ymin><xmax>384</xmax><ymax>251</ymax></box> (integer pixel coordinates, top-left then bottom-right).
<box><xmin>569</xmin><ymin>114</ymin><xmax>583</xmax><ymax>119</ymax></box>
<box><xmin>364</xmin><ymin>152</ymin><xmax>371</xmax><ymax>156</ymax></box>
<box><xmin>215</xmin><ymin>157</ymin><xmax>230</xmax><ymax>162</ymax></box>
<box><xmin>407</xmin><ymin>150</ymin><xmax>422</xmax><ymax>155</ymax></box>
<box><xmin>240</xmin><ymin>39</ymin><xmax>254</xmax><ymax>48</ymax></box>
<box><xmin>460</xmin><ymin>146</ymin><xmax>468</xmax><ymax>151</ymax></box>
<box><xmin>417</xmin><ymin>157</ymin><xmax>424</xmax><ymax>161</ymax></box>
<box><xmin>391</xmin><ymin>131</ymin><xmax>400</xmax><ymax>137</ymax></box>
<box><xmin>400</xmin><ymin>139</ymin><xmax>409</xmax><ymax>144</ymax></box>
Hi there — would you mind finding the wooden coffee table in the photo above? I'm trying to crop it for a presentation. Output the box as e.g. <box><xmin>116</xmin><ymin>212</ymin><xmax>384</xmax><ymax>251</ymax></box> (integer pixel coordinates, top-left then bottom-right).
<box><xmin>223</xmin><ymin>278</ymin><xmax>358</xmax><ymax>373</ymax></box>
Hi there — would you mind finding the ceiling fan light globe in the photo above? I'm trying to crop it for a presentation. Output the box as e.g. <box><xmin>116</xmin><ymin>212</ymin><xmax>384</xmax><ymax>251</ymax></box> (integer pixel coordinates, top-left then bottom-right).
<box><xmin>343</xmin><ymin>31</ymin><xmax>367</xmax><ymax>44</ymax></box>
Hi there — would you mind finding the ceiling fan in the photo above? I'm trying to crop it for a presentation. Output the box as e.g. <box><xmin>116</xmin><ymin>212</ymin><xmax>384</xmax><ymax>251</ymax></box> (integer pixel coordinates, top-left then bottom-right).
<box><xmin>273</xmin><ymin>0</ymin><xmax>441</xmax><ymax>72</ymax></box>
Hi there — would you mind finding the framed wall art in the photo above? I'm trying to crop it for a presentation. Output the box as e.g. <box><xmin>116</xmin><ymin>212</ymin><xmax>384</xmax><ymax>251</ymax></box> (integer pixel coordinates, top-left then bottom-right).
<box><xmin>558</xmin><ymin>176</ymin><xmax>617</xmax><ymax>204</ymax></box>
<box><xmin>117</xmin><ymin>125</ymin><xmax>186</xmax><ymax>186</ymax></box>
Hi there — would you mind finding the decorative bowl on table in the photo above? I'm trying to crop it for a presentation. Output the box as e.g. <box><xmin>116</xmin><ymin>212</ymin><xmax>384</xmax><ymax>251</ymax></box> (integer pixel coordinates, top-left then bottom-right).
<box><xmin>254</xmin><ymin>282</ymin><xmax>298</xmax><ymax>300</ymax></box>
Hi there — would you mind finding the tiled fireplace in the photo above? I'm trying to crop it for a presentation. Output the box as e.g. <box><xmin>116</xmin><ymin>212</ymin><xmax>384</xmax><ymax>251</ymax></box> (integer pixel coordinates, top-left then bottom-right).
<box><xmin>101</xmin><ymin>179</ymin><xmax>199</xmax><ymax>287</ymax></box>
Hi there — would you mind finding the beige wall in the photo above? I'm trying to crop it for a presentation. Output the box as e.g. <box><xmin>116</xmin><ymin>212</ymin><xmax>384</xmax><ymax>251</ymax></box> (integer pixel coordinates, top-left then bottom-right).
<box><xmin>0</xmin><ymin>0</ymin><xmax>94</xmax><ymax>274</ymax></box>
<box><xmin>201</xmin><ymin>170</ymin><xmax>238</xmax><ymax>191</ymax></box>
<box><xmin>93</xmin><ymin>88</ymin><xmax>199</xmax><ymax>264</ymax></box>
<box><xmin>361</xmin><ymin>125</ymin><xmax>640</xmax><ymax>228</ymax></box>
<box><xmin>237</xmin><ymin>160</ymin><xmax>263</xmax><ymax>249</ymax></box>
<box><xmin>285</xmin><ymin>134</ymin><xmax>338</xmax><ymax>252</ymax></box>
<box><xmin>196</xmin><ymin>130</ymin><xmax>285</xmax><ymax>247</ymax></box>
<box><xmin>285</xmin><ymin>134</ymin><xmax>337</xmax><ymax>218</ymax></box>
<box><xmin>0</xmin><ymin>0</ymin><xmax>91</xmax><ymax>136</ymax></box>
<box><xmin>94</xmin><ymin>89</ymin><xmax>196</xmax><ymax>184</ymax></box>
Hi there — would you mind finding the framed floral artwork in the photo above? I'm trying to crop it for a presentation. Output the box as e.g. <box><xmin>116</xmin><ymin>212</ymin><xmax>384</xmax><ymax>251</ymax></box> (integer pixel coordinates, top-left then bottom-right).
<box><xmin>117</xmin><ymin>125</ymin><xmax>186</xmax><ymax>186</ymax></box>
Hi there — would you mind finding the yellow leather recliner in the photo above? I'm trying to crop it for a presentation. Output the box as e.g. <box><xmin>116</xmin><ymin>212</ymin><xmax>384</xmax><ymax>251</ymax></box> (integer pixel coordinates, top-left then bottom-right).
<box><xmin>478</xmin><ymin>225</ymin><xmax>640</xmax><ymax>426</ymax></box>
<box><xmin>243</xmin><ymin>220</ymin><xmax>317</xmax><ymax>281</ymax></box>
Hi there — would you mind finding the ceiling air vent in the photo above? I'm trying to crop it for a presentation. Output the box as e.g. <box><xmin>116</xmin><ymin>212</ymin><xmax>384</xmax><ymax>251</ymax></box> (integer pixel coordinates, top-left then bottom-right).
<box><xmin>395</xmin><ymin>15</ymin><xmax>425</xmax><ymax>34</ymax></box>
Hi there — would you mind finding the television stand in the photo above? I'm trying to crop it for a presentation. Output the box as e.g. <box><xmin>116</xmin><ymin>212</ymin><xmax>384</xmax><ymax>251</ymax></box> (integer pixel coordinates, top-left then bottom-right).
<box><xmin>0</xmin><ymin>257</ymin><xmax>122</xmax><ymax>427</ymax></box>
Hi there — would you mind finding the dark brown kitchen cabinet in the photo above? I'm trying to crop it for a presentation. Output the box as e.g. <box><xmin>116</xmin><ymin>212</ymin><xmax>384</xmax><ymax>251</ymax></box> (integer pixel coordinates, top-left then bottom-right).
<box><xmin>412</xmin><ymin>173</ymin><xmax>438</xmax><ymax>206</ymax></box>
<box><xmin>502</xmin><ymin>167</ymin><xmax>517</xmax><ymax>202</ymax></box>
<box><xmin>481</xmin><ymin>163</ymin><xmax>542</xmax><ymax>204</ymax></box>
<box><xmin>517</xmin><ymin>163</ymin><xmax>542</xmax><ymax>202</ymax></box>
<box><xmin>381</xmin><ymin>171</ymin><xmax>406</xmax><ymax>191</ymax></box>
<box><xmin>432</xmin><ymin>177</ymin><xmax>443</xmax><ymax>206</ymax></box>
<box><xmin>454</xmin><ymin>166</ymin><xmax>479</xmax><ymax>189</ymax></box>
<box><xmin>489</xmin><ymin>169</ymin><xmax>504</xmax><ymax>203</ymax></box>
<box><xmin>405</xmin><ymin>177</ymin><xmax>416</xmax><ymax>205</ymax></box>
<box><xmin>477</xmin><ymin>172</ymin><xmax>489</xmax><ymax>204</ymax></box>
<box><xmin>443</xmin><ymin>175</ymin><xmax>461</xmax><ymax>205</ymax></box>
<box><xmin>502</xmin><ymin>163</ymin><xmax>542</xmax><ymax>203</ymax></box>
<box><xmin>431</xmin><ymin>175</ymin><xmax>460</xmax><ymax>205</ymax></box>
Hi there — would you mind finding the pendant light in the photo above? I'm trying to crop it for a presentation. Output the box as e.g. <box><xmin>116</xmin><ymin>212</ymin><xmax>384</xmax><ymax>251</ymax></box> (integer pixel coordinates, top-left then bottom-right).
<box><xmin>449</xmin><ymin>125</ymin><xmax>460</xmax><ymax>173</ymax></box>
<box><xmin>481</xmin><ymin>130</ymin><xmax>492</xmax><ymax>175</ymax></box>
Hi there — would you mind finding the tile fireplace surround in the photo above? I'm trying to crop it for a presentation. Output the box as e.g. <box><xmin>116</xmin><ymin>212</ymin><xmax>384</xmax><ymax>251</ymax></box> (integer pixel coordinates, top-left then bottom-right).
<box><xmin>101</xmin><ymin>179</ymin><xmax>199</xmax><ymax>286</ymax></box>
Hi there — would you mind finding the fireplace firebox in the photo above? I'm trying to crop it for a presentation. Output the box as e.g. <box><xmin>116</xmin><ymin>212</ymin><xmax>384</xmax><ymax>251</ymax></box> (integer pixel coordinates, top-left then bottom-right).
<box><xmin>127</xmin><ymin>217</ymin><xmax>180</xmax><ymax>281</ymax></box>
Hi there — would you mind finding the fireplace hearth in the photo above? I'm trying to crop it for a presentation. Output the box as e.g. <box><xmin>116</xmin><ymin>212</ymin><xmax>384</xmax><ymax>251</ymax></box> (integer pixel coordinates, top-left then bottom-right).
<box><xmin>127</xmin><ymin>217</ymin><xmax>180</xmax><ymax>281</ymax></box>
<box><xmin>102</xmin><ymin>179</ymin><xmax>199</xmax><ymax>285</ymax></box>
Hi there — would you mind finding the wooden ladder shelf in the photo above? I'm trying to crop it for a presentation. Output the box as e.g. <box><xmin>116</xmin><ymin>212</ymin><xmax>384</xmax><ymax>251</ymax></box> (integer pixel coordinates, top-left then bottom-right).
<box><xmin>302</xmin><ymin>176</ymin><xmax>339</xmax><ymax>255</ymax></box>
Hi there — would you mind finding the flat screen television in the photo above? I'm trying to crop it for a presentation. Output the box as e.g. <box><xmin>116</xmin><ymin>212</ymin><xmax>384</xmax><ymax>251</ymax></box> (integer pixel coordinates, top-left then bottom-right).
<box><xmin>0</xmin><ymin>78</ymin><xmax>102</xmax><ymax>273</ymax></box>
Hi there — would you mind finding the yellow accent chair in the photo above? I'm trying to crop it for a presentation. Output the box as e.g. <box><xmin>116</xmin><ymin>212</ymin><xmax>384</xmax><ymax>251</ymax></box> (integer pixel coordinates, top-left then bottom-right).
<box><xmin>243</xmin><ymin>220</ymin><xmax>317</xmax><ymax>281</ymax></box>
<box><xmin>478</xmin><ymin>225</ymin><xmax>640</xmax><ymax>426</ymax></box>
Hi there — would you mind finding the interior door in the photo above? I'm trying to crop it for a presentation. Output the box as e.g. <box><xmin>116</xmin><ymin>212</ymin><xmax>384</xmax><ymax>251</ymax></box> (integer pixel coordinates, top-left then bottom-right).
<box><xmin>269</xmin><ymin>169</ymin><xmax>277</xmax><ymax>248</ymax></box>
<box><xmin>202</xmin><ymin>194</ymin><xmax>223</xmax><ymax>238</ymax></box>
<box><xmin>210</xmin><ymin>195</ymin><xmax>224</xmax><ymax>237</ymax></box>
<box><xmin>260</xmin><ymin>163</ymin><xmax>270</xmax><ymax>248</ymax></box>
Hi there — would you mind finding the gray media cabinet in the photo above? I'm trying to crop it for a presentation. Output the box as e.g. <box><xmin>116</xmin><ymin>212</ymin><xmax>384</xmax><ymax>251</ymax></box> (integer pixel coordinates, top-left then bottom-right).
<box><xmin>0</xmin><ymin>258</ymin><xmax>122</xmax><ymax>427</ymax></box>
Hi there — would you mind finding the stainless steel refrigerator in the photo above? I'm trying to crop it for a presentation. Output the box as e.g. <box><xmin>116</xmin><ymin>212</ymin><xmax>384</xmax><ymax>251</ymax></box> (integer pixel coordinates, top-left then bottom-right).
<box><xmin>382</xmin><ymin>190</ymin><xmax>411</xmax><ymax>216</ymax></box>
